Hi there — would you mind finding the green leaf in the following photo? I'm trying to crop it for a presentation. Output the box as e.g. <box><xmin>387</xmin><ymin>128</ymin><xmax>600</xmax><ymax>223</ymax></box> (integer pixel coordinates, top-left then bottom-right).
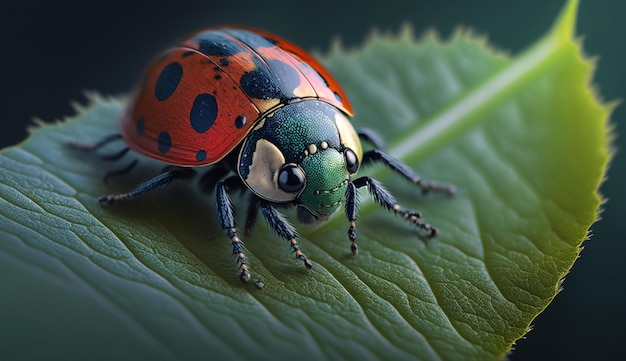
<box><xmin>0</xmin><ymin>0</ymin><xmax>611</xmax><ymax>359</ymax></box>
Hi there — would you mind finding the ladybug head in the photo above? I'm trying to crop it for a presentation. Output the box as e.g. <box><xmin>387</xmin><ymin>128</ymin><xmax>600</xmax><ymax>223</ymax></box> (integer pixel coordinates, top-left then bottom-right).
<box><xmin>291</xmin><ymin>142</ymin><xmax>360</xmax><ymax>223</ymax></box>
<box><xmin>238</xmin><ymin>100</ymin><xmax>362</xmax><ymax>223</ymax></box>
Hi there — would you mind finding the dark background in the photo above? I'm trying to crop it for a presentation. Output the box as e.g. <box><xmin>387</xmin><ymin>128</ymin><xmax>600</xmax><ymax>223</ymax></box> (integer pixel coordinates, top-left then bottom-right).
<box><xmin>1</xmin><ymin>1</ymin><xmax>623</xmax><ymax>359</ymax></box>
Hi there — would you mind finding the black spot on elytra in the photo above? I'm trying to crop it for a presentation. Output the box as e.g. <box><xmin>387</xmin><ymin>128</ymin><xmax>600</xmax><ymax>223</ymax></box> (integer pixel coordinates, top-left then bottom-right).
<box><xmin>235</xmin><ymin>115</ymin><xmax>246</xmax><ymax>129</ymax></box>
<box><xmin>193</xmin><ymin>31</ymin><xmax>241</xmax><ymax>57</ymax></box>
<box><xmin>190</xmin><ymin>93</ymin><xmax>218</xmax><ymax>133</ymax></box>
<box><xmin>240</xmin><ymin>58</ymin><xmax>300</xmax><ymax>101</ymax></box>
<box><xmin>228</xmin><ymin>29</ymin><xmax>277</xmax><ymax>49</ymax></box>
<box><xmin>263</xmin><ymin>36</ymin><xmax>279</xmax><ymax>46</ymax></box>
<box><xmin>155</xmin><ymin>62</ymin><xmax>183</xmax><ymax>101</ymax></box>
<box><xmin>158</xmin><ymin>131</ymin><xmax>171</xmax><ymax>153</ymax></box>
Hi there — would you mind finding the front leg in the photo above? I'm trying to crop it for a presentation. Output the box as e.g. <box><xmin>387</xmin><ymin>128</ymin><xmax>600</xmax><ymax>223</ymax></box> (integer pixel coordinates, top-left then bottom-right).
<box><xmin>362</xmin><ymin>149</ymin><xmax>456</xmax><ymax>195</ymax></box>
<box><xmin>258</xmin><ymin>201</ymin><xmax>313</xmax><ymax>270</ymax></box>
<box><xmin>215</xmin><ymin>179</ymin><xmax>250</xmax><ymax>283</ymax></box>
<box><xmin>345</xmin><ymin>182</ymin><xmax>359</xmax><ymax>255</ymax></box>
<box><xmin>352</xmin><ymin>176</ymin><xmax>436</xmax><ymax>237</ymax></box>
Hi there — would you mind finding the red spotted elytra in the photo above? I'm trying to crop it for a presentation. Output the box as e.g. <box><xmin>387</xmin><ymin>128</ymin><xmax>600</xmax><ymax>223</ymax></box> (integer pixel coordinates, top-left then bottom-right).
<box><xmin>67</xmin><ymin>27</ymin><xmax>455</xmax><ymax>284</ymax></box>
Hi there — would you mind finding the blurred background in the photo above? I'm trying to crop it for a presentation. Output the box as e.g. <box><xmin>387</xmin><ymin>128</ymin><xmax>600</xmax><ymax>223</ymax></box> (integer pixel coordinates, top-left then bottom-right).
<box><xmin>1</xmin><ymin>0</ymin><xmax>623</xmax><ymax>359</ymax></box>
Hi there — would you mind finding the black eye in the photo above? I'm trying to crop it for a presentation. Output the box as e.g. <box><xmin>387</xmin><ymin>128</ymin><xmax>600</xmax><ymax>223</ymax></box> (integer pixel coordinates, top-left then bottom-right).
<box><xmin>278</xmin><ymin>164</ymin><xmax>305</xmax><ymax>193</ymax></box>
<box><xmin>344</xmin><ymin>148</ymin><xmax>359</xmax><ymax>174</ymax></box>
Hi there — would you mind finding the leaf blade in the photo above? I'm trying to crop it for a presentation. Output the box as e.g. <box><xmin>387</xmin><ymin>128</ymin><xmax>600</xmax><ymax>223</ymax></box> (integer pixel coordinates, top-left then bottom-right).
<box><xmin>0</xmin><ymin>1</ymin><xmax>610</xmax><ymax>360</ymax></box>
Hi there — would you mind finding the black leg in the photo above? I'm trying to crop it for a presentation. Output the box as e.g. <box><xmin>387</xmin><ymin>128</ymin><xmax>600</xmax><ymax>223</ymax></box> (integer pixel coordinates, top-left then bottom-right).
<box><xmin>215</xmin><ymin>178</ymin><xmax>250</xmax><ymax>283</ymax></box>
<box><xmin>66</xmin><ymin>133</ymin><xmax>138</xmax><ymax>183</ymax></box>
<box><xmin>99</xmin><ymin>147</ymin><xmax>130</xmax><ymax>161</ymax></box>
<box><xmin>66</xmin><ymin>133</ymin><xmax>131</xmax><ymax>162</ymax></box>
<box><xmin>344</xmin><ymin>182</ymin><xmax>359</xmax><ymax>255</ymax></box>
<box><xmin>352</xmin><ymin>176</ymin><xmax>437</xmax><ymax>237</ymax></box>
<box><xmin>259</xmin><ymin>201</ymin><xmax>313</xmax><ymax>270</ymax></box>
<box><xmin>103</xmin><ymin>159</ymin><xmax>138</xmax><ymax>184</ymax></box>
<box><xmin>200</xmin><ymin>166</ymin><xmax>258</xmax><ymax>222</ymax></box>
<box><xmin>99</xmin><ymin>168</ymin><xmax>195</xmax><ymax>205</ymax></box>
<box><xmin>357</xmin><ymin>128</ymin><xmax>386</xmax><ymax>150</ymax></box>
<box><xmin>362</xmin><ymin>149</ymin><xmax>456</xmax><ymax>195</ymax></box>
<box><xmin>65</xmin><ymin>133</ymin><xmax>122</xmax><ymax>152</ymax></box>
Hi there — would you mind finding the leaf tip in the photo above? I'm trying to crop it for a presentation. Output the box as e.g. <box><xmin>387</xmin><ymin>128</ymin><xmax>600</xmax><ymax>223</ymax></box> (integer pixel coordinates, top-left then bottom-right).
<box><xmin>552</xmin><ymin>0</ymin><xmax>579</xmax><ymax>41</ymax></box>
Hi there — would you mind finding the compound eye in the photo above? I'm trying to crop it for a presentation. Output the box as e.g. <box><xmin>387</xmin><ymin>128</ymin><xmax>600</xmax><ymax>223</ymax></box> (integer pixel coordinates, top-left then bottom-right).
<box><xmin>278</xmin><ymin>164</ymin><xmax>305</xmax><ymax>193</ymax></box>
<box><xmin>344</xmin><ymin>148</ymin><xmax>359</xmax><ymax>174</ymax></box>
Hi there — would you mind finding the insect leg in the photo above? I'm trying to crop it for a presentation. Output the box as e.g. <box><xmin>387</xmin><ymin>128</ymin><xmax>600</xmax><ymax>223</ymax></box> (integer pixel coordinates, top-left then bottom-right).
<box><xmin>98</xmin><ymin>147</ymin><xmax>130</xmax><ymax>161</ymax></box>
<box><xmin>259</xmin><ymin>201</ymin><xmax>313</xmax><ymax>270</ymax></box>
<box><xmin>99</xmin><ymin>168</ymin><xmax>195</xmax><ymax>205</ymax></box>
<box><xmin>344</xmin><ymin>182</ymin><xmax>359</xmax><ymax>255</ymax></box>
<box><xmin>352</xmin><ymin>176</ymin><xmax>437</xmax><ymax>237</ymax></box>
<box><xmin>66</xmin><ymin>133</ymin><xmax>131</xmax><ymax>161</ymax></box>
<box><xmin>103</xmin><ymin>159</ymin><xmax>138</xmax><ymax>183</ymax></box>
<box><xmin>216</xmin><ymin>179</ymin><xmax>250</xmax><ymax>283</ymax></box>
<box><xmin>357</xmin><ymin>128</ymin><xmax>386</xmax><ymax>150</ymax></box>
<box><xmin>65</xmin><ymin>133</ymin><xmax>122</xmax><ymax>152</ymax></box>
<box><xmin>66</xmin><ymin>133</ymin><xmax>138</xmax><ymax>182</ymax></box>
<box><xmin>362</xmin><ymin>149</ymin><xmax>456</xmax><ymax>195</ymax></box>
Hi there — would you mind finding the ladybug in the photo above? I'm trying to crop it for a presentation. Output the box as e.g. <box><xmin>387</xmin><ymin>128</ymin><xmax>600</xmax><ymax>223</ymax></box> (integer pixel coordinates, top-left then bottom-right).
<box><xmin>67</xmin><ymin>27</ymin><xmax>455</xmax><ymax>283</ymax></box>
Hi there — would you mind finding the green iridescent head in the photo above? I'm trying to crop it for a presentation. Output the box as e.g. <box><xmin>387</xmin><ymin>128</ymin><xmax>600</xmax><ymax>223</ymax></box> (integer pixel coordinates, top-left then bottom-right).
<box><xmin>238</xmin><ymin>100</ymin><xmax>362</xmax><ymax>223</ymax></box>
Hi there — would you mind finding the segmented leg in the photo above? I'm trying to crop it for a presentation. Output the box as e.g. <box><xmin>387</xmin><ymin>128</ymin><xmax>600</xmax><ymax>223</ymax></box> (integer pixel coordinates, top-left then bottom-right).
<box><xmin>99</xmin><ymin>168</ymin><xmax>195</xmax><ymax>205</ymax></box>
<box><xmin>259</xmin><ymin>201</ymin><xmax>313</xmax><ymax>270</ymax></box>
<box><xmin>362</xmin><ymin>149</ymin><xmax>456</xmax><ymax>195</ymax></box>
<box><xmin>344</xmin><ymin>182</ymin><xmax>359</xmax><ymax>255</ymax></box>
<box><xmin>65</xmin><ymin>133</ymin><xmax>122</xmax><ymax>152</ymax></box>
<box><xmin>215</xmin><ymin>179</ymin><xmax>250</xmax><ymax>283</ymax></box>
<box><xmin>66</xmin><ymin>133</ymin><xmax>129</xmax><ymax>161</ymax></box>
<box><xmin>352</xmin><ymin>176</ymin><xmax>437</xmax><ymax>237</ymax></box>
<box><xmin>66</xmin><ymin>133</ymin><xmax>139</xmax><ymax>183</ymax></box>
